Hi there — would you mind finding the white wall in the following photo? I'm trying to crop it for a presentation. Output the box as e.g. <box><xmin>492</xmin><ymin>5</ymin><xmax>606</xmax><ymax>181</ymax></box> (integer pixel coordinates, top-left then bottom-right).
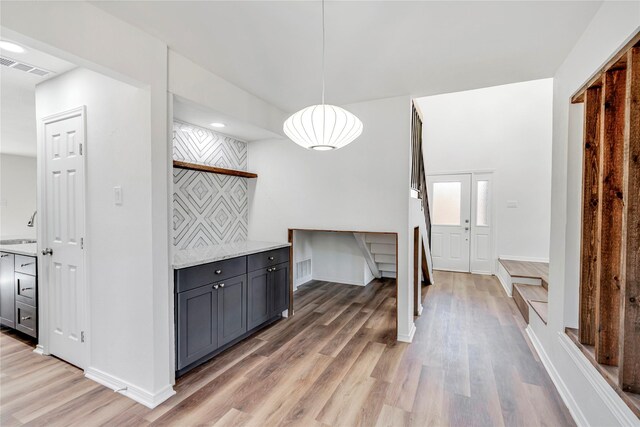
<box><xmin>1</xmin><ymin>75</ymin><xmax>37</xmax><ymax>157</ymax></box>
<box><xmin>537</xmin><ymin>2</ymin><xmax>640</xmax><ymax>425</ymax></box>
<box><xmin>416</xmin><ymin>79</ymin><xmax>553</xmax><ymax>262</ymax></box>
<box><xmin>0</xmin><ymin>154</ymin><xmax>37</xmax><ymax>238</ymax></box>
<box><xmin>247</xmin><ymin>95</ymin><xmax>415</xmax><ymax>340</ymax></box>
<box><xmin>308</xmin><ymin>232</ymin><xmax>373</xmax><ymax>286</ymax></box>
<box><xmin>35</xmin><ymin>67</ymin><xmax>166</xmax><ymax>403</ymax></box>
<box><xmin>3</xmin><ymin>1</ymin><xmax>174</xmax><ymax>407</ymax></box>
<box><xmin>168</xmin><ymin>51</ymin><xmax>288</xmax><ymax>138</ymax></box>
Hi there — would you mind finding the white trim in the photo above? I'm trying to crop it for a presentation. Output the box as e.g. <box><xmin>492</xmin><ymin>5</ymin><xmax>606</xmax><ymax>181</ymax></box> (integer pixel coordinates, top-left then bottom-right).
<box><xmin>496</xmin><ymin>263</ymin><xmax>512</xmax><ymax>297</ymax></box>
<box><xmin>85</xmin><ymin>367</ymin><xmax>176</xmax><ymax>409</ymax></box>
<box><xmin>397</xmin><ymin>322</ymin><xmax>416</xmax><ymax>343</ymax></box>
<box><xmin>526</xmin><ymin>327</ymin><xmax>586</xmax><ymax>426</ymax></box>
<box><xmin>499</xmin><ymin>255</ymin><xmax>550</xmax><ymax>263</ymax></box>
<box><xmin>32</xmin><ymin>344</ymin><xmax>46</xmax><ymax>355</ymax></box>
<box><xmin>470</xmin><ymin>270</ymin><xmax>492</xmax><ymax>276</ymax></box>
<box><xmin>557</xmin><ymin>332</ymin><xmax>639</xmax><ymax>426</ymax></box>
<box><xmin>312</xmin><ymin>275</ymin><xmax>367</xmax><ymax>286</ymax></box>
<box><xmin>427</xmin><ymin>169</ymin><xmax>496</xmax><ymax>176</ymax></box>
<box><xmin>417</xmin><ymin>303</ymin><xmax>423</xmax><ymax>316</ymax></box>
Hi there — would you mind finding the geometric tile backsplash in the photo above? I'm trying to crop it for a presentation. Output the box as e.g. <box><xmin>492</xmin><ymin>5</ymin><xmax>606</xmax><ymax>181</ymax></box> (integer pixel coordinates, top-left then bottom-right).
<box><xmin>173</xmin><ymin>120</ymin><xmax>248</xmax><ymax>249</ymax></box>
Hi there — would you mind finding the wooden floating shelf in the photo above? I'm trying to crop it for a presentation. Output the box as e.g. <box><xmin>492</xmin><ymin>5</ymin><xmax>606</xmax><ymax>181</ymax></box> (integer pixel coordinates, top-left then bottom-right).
<box><xmin>173</xmin><ymin>160</ymin><xmax>258</xmax><ymax>178</ymax></box>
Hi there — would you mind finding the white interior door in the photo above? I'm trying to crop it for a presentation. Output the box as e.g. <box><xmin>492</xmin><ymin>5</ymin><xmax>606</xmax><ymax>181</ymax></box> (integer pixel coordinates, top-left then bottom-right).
<box><xmin>428</xmin><ymin>174</ymin><xmax>471</xmax><ymax>272</ymax></box>
<box><xmin>43</xmin><ymin>108</ymin><xmax>86</xmax><ymax>369</ymax></box>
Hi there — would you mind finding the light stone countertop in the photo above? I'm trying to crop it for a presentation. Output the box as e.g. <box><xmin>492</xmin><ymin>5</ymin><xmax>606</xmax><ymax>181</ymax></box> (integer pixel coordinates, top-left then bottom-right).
<box><xmin>0</xmin><ymin>243</ymin><xmax>38</xmax><ymax>257</ymax></box>
<box><xmin>173</xmin><ymin>240</ymin><xmax>291</xmax><ymax>269</ymax></box>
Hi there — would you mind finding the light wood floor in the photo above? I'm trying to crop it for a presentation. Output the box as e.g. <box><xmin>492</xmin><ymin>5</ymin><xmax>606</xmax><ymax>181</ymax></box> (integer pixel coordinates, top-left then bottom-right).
<box><xmin>0</xmin><ymin>272</ymin><xmax>574</xmax><ymax>426</ymax></box>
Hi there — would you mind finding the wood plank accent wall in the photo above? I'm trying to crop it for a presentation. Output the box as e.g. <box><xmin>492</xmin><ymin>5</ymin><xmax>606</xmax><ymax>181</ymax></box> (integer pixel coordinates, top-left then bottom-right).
<box><xmin>620</xmin><ymin>47</ymin><xmax>640</xmax><ymax>394</ymax></box>
<box><xmin>576</xmin><ymin>33</ymin><xmax>640</xmax><ymax>410</ymax></box>
<box><xmin>595</xmin><ymin>66</ymin><xmax>626</xmax><ymax>366</ymax></box>
<box><xmin>579</xmin><ymin>86</ymin><xmax>602</xmax><ymax>346</ymax></box>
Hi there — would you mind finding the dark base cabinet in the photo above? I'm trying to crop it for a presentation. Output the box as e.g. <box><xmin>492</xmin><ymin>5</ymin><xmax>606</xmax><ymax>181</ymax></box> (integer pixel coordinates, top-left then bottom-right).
<box><xmin>0</xmin><ymin>252</ymin><xmax>37</xmax><ymax>338</ymax></box>
<box><xmin>175</xmin><ymin>247</ymin><xmax>289</xmax><ymax>376</ymax></box>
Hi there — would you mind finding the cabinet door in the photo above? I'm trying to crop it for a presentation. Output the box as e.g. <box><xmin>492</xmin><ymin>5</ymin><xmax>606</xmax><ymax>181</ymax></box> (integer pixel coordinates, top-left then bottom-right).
<box><xmin>218</xmin><ymin>275</ymin><xmax>247</xmax><ymax>346</ymax></box>
<box><xmin>270</xmin><ymin>263</ymin><xmax>290</xmax><ymax>317</ymax></box>
<box><xmin>248</xmin><ymin>269</ymin><xmax>270</xmax><ymax>330</ymax></box>
<box><xmin>177</xmin><ymin>284</ymin><xmax>218</xmax><ymax>369</ymax></box>
<box><xmin>0</xmin><ymin>253</ymin><xmax>15</xmax><ymax>328</ymax></box>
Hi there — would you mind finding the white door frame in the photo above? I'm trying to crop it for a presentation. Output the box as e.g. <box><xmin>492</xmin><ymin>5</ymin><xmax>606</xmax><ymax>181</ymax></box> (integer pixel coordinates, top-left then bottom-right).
<box><xmin>427</xmin><ymin>170</ymin><xmax>496</xmax><ymax>275</ymax></box>
<box><xmin>36</xmin><ymin>106</ymin><xmax>90</xmax><ymax>369</ymax></box>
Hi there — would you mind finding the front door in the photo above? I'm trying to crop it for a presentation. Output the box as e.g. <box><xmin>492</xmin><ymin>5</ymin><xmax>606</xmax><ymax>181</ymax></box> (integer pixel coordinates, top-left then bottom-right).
<box><xmin>427</xmin><ymin>174</ymin><xmax>471</xmax><ymax>272</ymax></box>
<box><xmin>43</xmin><ymin>108</ymin><xmax>86</xmax><ymax>369</ymax></box>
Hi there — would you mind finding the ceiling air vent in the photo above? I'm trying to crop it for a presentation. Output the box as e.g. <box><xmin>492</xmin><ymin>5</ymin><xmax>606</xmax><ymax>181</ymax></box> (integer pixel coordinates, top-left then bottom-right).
<box><xmin>0</xmin><ymin>55</ymin><xmax>53</xmax><ymax>78</ymax></box>
<box><xmin>0</xmin><ymin>57</ymin><xmax>16</xmax><ymax>67</ymax></box>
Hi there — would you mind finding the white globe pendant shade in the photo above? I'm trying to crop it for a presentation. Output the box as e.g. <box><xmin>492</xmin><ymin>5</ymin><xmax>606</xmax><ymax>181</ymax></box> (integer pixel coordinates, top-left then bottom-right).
<box><xmin>283</xmin><ymin>104</ymin><xmax>363</xmax><ymax>151</ymax></box>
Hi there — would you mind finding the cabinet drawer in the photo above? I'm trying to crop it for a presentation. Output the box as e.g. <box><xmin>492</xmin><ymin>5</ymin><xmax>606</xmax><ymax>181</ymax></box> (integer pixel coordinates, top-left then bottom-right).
<box><xmin>248</xmin><ymin>247</ymin><xmax>290</xmax><ymax>272</ymax></box>
<box><xmin>16</xmin><ymin>302</ymin><xmax>36</xmax><ymax>338</ymax></box>
<box><xmin>176</xmin><ymin>256</ymin><xmax>246</xmax><ymax>293</ymax></box>
<box><xmin>15</xmin><ymin>255</ymin><xmax>36</xmax><ymax>276</ymax></box>
<box><xmin>15</xmin><ymin>273</ymin><xmax>36</xmax><ymax>305</ymax></box>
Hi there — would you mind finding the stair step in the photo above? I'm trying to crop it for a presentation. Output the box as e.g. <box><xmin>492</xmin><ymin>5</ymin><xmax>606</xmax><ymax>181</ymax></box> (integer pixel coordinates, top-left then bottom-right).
<box><xmin>365</xmin><ymin>234</ymin><xmax>396</xmax><ymax>245</ymax></box>
<box><xmin>374</xmin><ymin>254</ymin><xmax>396</xmax><ymax>263</ymax></box>
<box><xmin>377</xmin><ymin>263</ymin><xmax>396</xmax><ymax>272</ymax></box>
<box><xmin>370</xmin><ymin>243</ymin><xmax>395</xmax><ymax>255</ymax></box>
<box><xmin>512</xmin><ymin>283</ymin><xmax>548</xmax><ymax>325</ymax></box>
<box><xmin>381</xmin><ymin>271</ymin><xmax>396</xmax><ymax>279</ymax></box>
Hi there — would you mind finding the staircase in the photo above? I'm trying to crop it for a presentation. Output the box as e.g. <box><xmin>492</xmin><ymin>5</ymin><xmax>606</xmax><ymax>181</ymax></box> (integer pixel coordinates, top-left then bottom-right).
<box><xmin>353</xmin><ymin>233</ymin><xmax>397</xmax><ymax>279</ymax></box>
<box><xmin>498</xmin><ymin>258</ymin><xmax>549</xmax><ymax>325</ymax></box>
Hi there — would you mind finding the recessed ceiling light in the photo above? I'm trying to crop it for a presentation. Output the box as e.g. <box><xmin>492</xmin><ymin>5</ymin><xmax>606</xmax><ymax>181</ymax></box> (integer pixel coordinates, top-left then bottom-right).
<box><xmin>210</xmin><ymin>122</ymin><xmax>226</xmax><ymax>128</ymax></box>
<box><xmin>0</xmin><ymin>41</ymin><xmax>25</xmax><ymax>54</ymax></box>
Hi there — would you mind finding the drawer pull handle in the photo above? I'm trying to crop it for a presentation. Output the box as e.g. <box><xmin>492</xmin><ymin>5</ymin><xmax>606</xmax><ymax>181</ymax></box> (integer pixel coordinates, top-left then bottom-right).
<box><xmin>267</xmin><ymin>267</ymin><xmax>277</xmax><ymax>272</ymax></box>
<box><xmin>21</xmin><ymin>316</ymin><xmax>32</xmax><ymax>321</ymax></box>
<box><xmin>213</xmin><ymin>284</ymin><xmax>219</xmax><ymax>289</ymax></box>
<box><xmin>1</xmin><ymin>254</ymin><xmax>8</xmax><ymax>258</ymax></box>
<box><xmin>268</xmin><ymin>256</ymin><xmax>274</xmax><ymax>261</ymax></box>
<box><xmin>20</xmin><ymin>262</ymin><xmax>35</xmax><ymax>267</ymax></box>
<box><xmin>219</xmin><ymin>283</ymin><xmax>225</xmax><ymax>288</ymax></box>
<box><xmin>21</xmin><ymin>287</ymin><xmax>34</xmax><ymax>292</ymax></box>
<box><xmin>215</xmin><ymin>269</ymin><xmax>222</xmax><ymax>274</ymax></box>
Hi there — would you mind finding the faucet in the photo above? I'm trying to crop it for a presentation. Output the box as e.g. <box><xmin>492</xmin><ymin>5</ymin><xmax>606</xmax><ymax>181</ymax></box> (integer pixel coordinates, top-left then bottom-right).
<box><xmin>27</xmin><ymin>211</ymin><xmax>36</xmax><ymax>227</ymax></box>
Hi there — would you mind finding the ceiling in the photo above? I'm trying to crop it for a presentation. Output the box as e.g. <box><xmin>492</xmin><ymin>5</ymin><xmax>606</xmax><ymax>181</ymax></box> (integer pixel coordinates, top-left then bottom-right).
<box><xmin>173</xmin><ymin>96</ymin><xmax>282</xmax><ymax>142</ymax></box>
<box><xmin>1</xmin><ymin>40</ymin><xmax>76</xmax><ymax>157</ymax></box>
<box><xmin>93</xmin><ymin>1</ymin><xmax>602</xmax><ymax>113</ymax></box>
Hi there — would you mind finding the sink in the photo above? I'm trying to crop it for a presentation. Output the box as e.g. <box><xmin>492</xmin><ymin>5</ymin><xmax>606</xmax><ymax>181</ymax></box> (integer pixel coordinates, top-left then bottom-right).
<box><xmin>0</xmin><ymin>239</ymin><xmax>36</xmax><ymax>245</ymax></box>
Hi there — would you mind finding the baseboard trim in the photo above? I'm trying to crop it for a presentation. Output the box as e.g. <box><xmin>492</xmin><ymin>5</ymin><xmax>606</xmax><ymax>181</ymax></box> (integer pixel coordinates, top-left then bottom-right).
<box><xmin>496</xmin><ymin>268</ymin><xmax>512</xmax><ymax>297</ymax></box>
<box><xmin>499</xmin><ymin>255</ymin><xmax>550</xmax><ymax>263</ymax></box>
<box><xmin>417</xmin><ymin>303</ymin><xmax>423</xmax><ymax>316</ymax></box>
<box><xmin>525</xmin><ymin>326</ymin><xmax>586</xmax><ymax>427</ymax></box>
<box><xmin>312</xmin><ymin>275</ymin><xmax>366</xmax><ymax>286</ymax></box>
<box><xmin>85</xmin><ymin>367</ymin><xmax>175</xmax><ymax>409</ymax></box>
<box><xmin>557</xmin><ymin>332</ymin><xmax>638</xmax><ymax>426</ymax></box>
<box><xmin>33</xmin><ymin>344</ymin><xmax>45</xmax><ymax>355</ymax></box>
<box><xmin>397</xmin><ymin>323</ymin><xmax>416</xmax><ymax>343</ymax></box>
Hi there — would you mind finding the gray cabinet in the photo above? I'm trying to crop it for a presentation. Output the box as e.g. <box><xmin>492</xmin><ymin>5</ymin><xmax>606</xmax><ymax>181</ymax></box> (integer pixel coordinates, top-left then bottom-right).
<box><xmin>0</xmin><ymin>253</ymin><xmax>15</xmax><ymax>328</ymax></box>
<box><xmin>177</xmin><ymin>283</ymin><xmax>219</xmax><ymax>369</ymax></box>
<box><xmin>218</xmin><ymin>275</ymin><xmax>247</xmax><ymax>346</ymax></box>
<box><xmin>175</xmin><ymin>247</ymin><xmax>290</xmax><ymax>376</ymax></box>
<box><xmin>270</xmin><ymin>263</ymin><xmax>289</xmax><ymax>317</ymax></box>
<box><xmin>248</xmin><ymin>269</ymin><xmax>270</xmax><ymax>330</ymax></box>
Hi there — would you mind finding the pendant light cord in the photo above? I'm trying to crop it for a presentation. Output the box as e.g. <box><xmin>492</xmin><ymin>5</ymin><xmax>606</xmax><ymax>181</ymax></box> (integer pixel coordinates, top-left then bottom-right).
<box><xmin>321</xmin><ymin>0</ymin><xmax>326</xmax><ymax>105</ymax></box>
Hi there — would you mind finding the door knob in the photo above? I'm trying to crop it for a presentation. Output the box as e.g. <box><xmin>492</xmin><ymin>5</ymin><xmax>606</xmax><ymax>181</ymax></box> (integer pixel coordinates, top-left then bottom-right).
<box><xmin>42</xmin><ymin>248</ymin><xmax>53</xmax><ymax>256</ymax></box>
<box><xmin>464</xmin><ymin>227</ymin><xmax>469</xmax><ymax>231</ymax></box>
<box><xmin>219</xmin><ymin>283</ymin><xmax>225</xmax><ymax>288</ymax></box>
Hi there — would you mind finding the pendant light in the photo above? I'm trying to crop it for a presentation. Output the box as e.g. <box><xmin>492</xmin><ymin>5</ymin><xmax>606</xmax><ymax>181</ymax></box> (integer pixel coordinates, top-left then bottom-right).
<box><xmin>283</xmin><ymin>0</ymin><xmax>363</xmax><ymax>151</ymax></box>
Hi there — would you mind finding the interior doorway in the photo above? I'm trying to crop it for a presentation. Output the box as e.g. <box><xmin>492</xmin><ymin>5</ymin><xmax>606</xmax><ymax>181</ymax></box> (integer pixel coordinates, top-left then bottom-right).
<box><xmin>288</xmin><ymin>229</ymin><xmax>398</xmax><ymax>336</ymax></box>
<box><xmin>427</xmin><ymin>172</ymin><xmax>494</xmax><ymax>274</ymax></box>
